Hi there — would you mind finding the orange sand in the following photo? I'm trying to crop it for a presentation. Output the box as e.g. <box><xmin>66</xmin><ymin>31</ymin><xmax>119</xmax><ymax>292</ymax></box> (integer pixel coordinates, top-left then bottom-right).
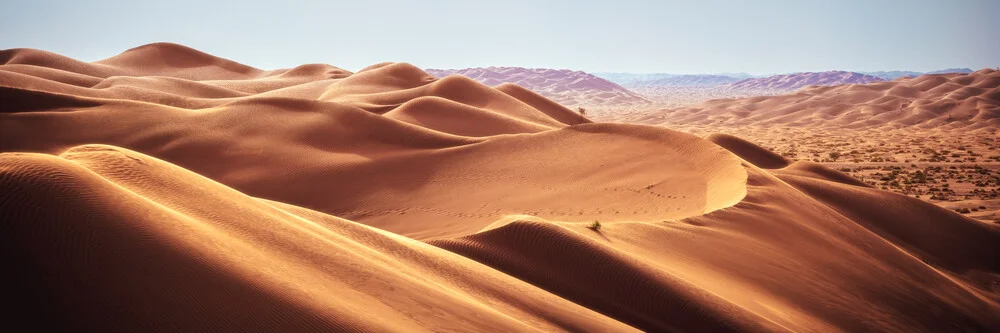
<box><xmin>2</xmin><ymin>43</ymin><xmax>998</xmax><ymax>332</ymax></box>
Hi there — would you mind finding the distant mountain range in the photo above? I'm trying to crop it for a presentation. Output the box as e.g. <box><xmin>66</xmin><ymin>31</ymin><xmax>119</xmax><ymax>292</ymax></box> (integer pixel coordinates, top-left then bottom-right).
<box><xmin>594</xmin><ymin>72</ymin><xmax>755</xmax><ymax>86</ymax></box>
<box><xmin>598</xmin><ymin>68</ymin><xmax>977</xmax><ymax>87</ymax></box>
<box><xmin>625</xmin><ymin>68</ymin><xmax>1000</xmax><ymax>130</ymax></box>
<box><xmin>598</xmin><ymin>71</ymin><xmax>886</xmax><ymax>89</ymax></box>
<box><xmin>602</xmin><ymin>71</ymin><xmax>887</xmax><ymax>90</ymax></box>
<box><xmin>861</xmin><ymin>68</ymin><xmax>974</xmax><ymax>80</ymax></box>
<box><xmin>618</xmin><ymin>75</ymin><xmax>745</xmax><ymax>88</ymax></box>
<box><xmin>426</xmin><ymin>67</ymin><xmax>984</xmax><ymax>108</ymax></box>
<box><xmin>425</xmin><ymin>67</ymin><xmax>650</xmax><ymax>107</ymax></box>
<box><xmin>721</xmin><ymin>71</ymin><xmax>886</xmax><ymax>90</ymax></box>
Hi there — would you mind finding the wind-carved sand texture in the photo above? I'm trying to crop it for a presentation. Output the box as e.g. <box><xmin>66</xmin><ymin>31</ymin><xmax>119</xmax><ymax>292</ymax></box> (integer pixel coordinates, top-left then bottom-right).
<box><xmin>2</xmin><ymin>43</ymin><xmax>999</xmax><ymax>332</ymax></box>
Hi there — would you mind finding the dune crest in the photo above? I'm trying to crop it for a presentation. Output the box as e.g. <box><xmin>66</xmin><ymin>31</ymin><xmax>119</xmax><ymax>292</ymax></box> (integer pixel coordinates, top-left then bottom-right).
<box><xmin>426</xmin><ymin>66</ymin><xmax>651</xmax><ymax>107</ymax></box>
<box><xmin>2</xmin><ymin>44</ymin><xmax>998</xmax><ymax>332</ymax></box>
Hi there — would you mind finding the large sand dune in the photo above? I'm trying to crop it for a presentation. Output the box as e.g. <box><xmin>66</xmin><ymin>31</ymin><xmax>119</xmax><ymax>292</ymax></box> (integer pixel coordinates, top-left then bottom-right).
<box><xmin>2</xmin><ymin>43</ymin><xmax>998</xmax><ymax>332</ymax></box>
<box><xmin>425</xmin><ymin>67</ymin><xmax>651</xmax><ymax>107</ymax></box>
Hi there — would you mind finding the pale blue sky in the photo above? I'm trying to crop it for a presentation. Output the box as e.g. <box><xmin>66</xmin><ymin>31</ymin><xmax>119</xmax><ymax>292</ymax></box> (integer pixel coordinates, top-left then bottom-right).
<box><xmin>2</xmin><ymin>0</ymin><xmax>998</xmax><ymax>74</ymax></box>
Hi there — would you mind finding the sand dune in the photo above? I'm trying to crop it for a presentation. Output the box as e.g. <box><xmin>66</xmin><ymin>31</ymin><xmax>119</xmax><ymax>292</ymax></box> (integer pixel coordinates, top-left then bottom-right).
<box><xmin>2</xmin><ymin>43</ymin><xmax>999</xmax><ymax>332</ymax></box>
<box><xmin>587</xmin><ymin>71</ymin><xmax>890</xmax><ymax>115</ymax></box>
<box><xmin>0</xmin><ymin>146</ymin><xmax>632</xmax><ymax>332</ymax></box>
<box><xmin>426</xmin><ymin>66</ymin><xmax>651</xmax><ymax>107</ymax></box>
<box><xmin>618</xmin><ymin>71</ymin><xmax>1000</xmax><ymax>224</ymax></box>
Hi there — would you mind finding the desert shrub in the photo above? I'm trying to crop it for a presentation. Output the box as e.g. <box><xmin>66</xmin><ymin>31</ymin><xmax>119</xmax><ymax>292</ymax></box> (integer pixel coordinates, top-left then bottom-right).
<box><xmin>587</xmin><ymin>220</ymin><xmax>602</xmax><ymax>231</ymax></box>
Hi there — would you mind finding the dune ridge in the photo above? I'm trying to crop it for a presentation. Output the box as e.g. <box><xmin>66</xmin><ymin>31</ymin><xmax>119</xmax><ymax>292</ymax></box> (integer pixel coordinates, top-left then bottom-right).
<box><xmin>426</xmin><ymin>66</ymin><xmax>651</xmax><ymax>107</ymax></box>
<box><xmin>2</xmin><ymin>43</ymin><xmax>998</xmax><ymax>332</ymax></box>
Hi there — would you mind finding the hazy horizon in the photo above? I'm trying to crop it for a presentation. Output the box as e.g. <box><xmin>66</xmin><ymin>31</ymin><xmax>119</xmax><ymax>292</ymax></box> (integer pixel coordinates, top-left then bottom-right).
<box><xmin>2</xmin><ymin>0</ymin><xmax>998</xmax><ymax>74</ymax></box>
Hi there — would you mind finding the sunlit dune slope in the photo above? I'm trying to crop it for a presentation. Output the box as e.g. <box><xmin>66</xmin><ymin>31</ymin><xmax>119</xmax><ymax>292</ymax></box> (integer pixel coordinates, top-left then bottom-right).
<box><xmin>2</xmin><ymin>43</ymin><xmax>999</xmax><ymax>332</ymax></box>
<box><xmin>1</xmin><ymin>44</ymin><xmax>745</xmax><ymax>241</ymax></box>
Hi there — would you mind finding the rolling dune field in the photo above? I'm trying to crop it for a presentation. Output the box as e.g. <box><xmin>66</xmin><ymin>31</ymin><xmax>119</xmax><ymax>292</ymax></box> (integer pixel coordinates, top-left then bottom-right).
<box><xmin>2</xmin><ymin>43</ymin><xmax>998</xmax><ymax>332</ymax></box>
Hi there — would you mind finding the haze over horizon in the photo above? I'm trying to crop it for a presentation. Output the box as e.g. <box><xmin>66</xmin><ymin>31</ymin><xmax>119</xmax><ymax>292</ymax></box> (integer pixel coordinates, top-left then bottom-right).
<box><xmin>2</xmin><ymin>0</ymin><xmax>999</xmax><ymax>74</ymax></box>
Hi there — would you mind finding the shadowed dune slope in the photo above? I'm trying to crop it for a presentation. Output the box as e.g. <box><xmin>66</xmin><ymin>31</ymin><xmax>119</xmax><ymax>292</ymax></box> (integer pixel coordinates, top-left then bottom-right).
<box><xmin>706</xmin><ymin>133</ymin><xmax>790</xmax><ymax>169</ymax></box>
<box><xmin>0</xmin><ymin>86</ymin><xmax>101</xmax><ymax>112</ymax></box>
<box><xmin>0</xmin><ymin>146</ymin><xmax>635</xmax><ymax>332</ymax></box>
<box><xmin>2</xmin><ymin>44</ymin><xmax>998</xmax><ymax>332</ymax></box>
<box><xmin>494</xmin><ymin>82</ymin><xmax>592</xmax><ymax>125</ymax></box>
<box><xmin>633</xmin><ymin>69</ymin><xmax>1000</xmax><ymax>131</ymax></box>
<box><xmin>704</xmin><ymin>134</ymin><xmax>869</xmax><ymax>187</ymax></box>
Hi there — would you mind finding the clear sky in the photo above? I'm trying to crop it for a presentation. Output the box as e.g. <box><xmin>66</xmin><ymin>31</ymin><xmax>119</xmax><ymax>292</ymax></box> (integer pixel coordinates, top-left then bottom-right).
<box><xmin>2</xmin><ymin>0</ymin><xmax>998</xmax><ymax>74</ymax></box>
